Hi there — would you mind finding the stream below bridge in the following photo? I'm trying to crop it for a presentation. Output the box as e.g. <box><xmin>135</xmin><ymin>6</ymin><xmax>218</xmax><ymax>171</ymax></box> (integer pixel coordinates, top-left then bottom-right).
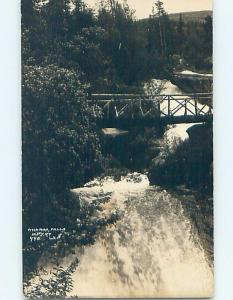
<box><xmin>65</xmin><ymin>78</ymin><xmax>213</xmax><ymax>298</ymax></box>
<box><xmin>26</xmin><ymin>77</ymin><xmax>213</xmax><ymax>298</ymax></box>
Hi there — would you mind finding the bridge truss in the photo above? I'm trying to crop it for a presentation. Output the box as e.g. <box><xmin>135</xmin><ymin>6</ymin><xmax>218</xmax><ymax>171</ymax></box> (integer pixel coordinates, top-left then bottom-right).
<box><xmin>88</xmin><ymin>93</ymin><xmax>213</xmax><ymax>126</ymax></box>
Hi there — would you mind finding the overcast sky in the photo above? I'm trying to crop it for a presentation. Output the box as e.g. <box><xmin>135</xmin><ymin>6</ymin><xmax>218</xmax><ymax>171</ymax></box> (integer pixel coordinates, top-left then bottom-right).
<box><xmin>86</xmin><ymin>0</ymin><xmax>212</xmax><ymax>19</ymax></box>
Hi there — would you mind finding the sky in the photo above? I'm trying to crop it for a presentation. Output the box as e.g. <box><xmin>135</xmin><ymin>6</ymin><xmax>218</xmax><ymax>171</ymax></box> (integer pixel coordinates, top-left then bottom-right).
<box><xmin>86</xmin><ymin>0</ymin><xmax>212</xmax><ymax>19</ymax></box>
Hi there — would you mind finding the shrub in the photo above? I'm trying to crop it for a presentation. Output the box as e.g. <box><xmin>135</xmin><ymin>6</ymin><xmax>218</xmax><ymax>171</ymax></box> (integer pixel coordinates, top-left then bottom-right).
<box><xmin>22</xmin><ymin>64</ymin><xmax>104</xmax><ymax>278</ymax></box>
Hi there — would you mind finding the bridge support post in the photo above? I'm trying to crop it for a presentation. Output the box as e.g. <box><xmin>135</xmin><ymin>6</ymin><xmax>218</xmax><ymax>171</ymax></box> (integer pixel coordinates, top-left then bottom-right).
<box><xmin>107</xmin><ymin>102</ymin><xmax>110</xmax><ymax>119</ymax></box>
<box><xmin>168</xmin><ymin>96</ymin><xmax>171</xmax><ymax>116</ymax></box>
<box><xmin>195</xmin><ymin>99</ymin><xmax>198</xmax><ymax>116</ymax></box>
<box><xmin>158</xmin><ymin>100</ymin><xmax>161</xmax><ymax>118</ymax></box>
<box><xmin>185</xmin><ymin>99</ymin><xmax>187</xmax><ymax>116</ymax></box>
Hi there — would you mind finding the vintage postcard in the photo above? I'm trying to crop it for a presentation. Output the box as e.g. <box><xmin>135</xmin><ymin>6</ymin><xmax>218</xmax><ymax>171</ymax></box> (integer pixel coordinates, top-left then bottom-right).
<box><xmin>22</xmin><ymin>0</ymin><xmax>213</xmax><ymax>298</ymax></box>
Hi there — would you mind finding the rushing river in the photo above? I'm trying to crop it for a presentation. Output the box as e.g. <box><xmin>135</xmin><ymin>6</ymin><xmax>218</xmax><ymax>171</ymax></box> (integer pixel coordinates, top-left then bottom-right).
<box><xmin>70</xmin><ymin>173</ymin><xmax>213</xmax><ymax>298</ymax></box>
<box><xmin>26</xmin><ymin>78</ymin><xmax>213</xmax><ymax>298</ymax></box>
<box><xmin>66</xmin><ymin>78</ymin><xmax>213</xmax><ymax>298</ymax></box>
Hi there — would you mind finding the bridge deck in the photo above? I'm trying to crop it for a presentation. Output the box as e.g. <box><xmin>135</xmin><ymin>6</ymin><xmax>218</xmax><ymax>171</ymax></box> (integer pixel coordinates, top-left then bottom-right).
<box><xmin>88</xmin><ymin>93</ymin><xmax>213</xmax><ymax>126</ymax></box>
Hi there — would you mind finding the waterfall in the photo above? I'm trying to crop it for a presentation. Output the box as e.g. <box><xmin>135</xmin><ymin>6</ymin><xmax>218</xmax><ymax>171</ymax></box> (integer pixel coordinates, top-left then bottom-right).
<box><xmin>68</xmin><ymin>173</ymin><xmax>213</xmax><ymax>298</ymax></box>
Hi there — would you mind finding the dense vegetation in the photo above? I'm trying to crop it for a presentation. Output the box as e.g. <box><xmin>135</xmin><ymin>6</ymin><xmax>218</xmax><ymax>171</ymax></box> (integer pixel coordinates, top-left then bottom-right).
<box><xmin>22</xmin><ymin>0</ymin><xmax>212</xmax><ymax>91</ymax></box>
<box><xmin>22</xmin><ymin>0</ymin><xmax>213</xmax><ymax>294</ymax></box>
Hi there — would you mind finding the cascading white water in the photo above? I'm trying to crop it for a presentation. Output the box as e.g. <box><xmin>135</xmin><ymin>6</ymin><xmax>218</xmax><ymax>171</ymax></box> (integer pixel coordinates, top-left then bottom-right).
<box><xmin>69</xmin><ymin>174</ymin><xmax>213</xmax><ymax>298</ymax></box>
<box><xmin>65</xmin><ymin>79</ymin><xmax>213</xmax><ymax>298</ymax></box>
<box><xmin>24</xmin><ymin>77</ymin><xmax>213</xmax><ymax>298</ymax></box>
<box><xmin>145</xmin><ymin>78</ymin><xmax>207</xmax><ymax>142</ymax></box>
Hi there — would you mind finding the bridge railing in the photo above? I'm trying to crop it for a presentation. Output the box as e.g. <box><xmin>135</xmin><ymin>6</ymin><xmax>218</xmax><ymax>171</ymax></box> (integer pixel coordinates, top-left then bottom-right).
<box><xmin>87</xmin><ymin>93</ymin><xmax>213</xmax><ymax>122</ymax></box>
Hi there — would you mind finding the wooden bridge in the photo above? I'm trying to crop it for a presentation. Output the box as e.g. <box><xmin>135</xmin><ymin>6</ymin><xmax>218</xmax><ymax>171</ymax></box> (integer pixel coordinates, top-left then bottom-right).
<box><xmin>88</xmin><ymin>93</ymin><xmax>213</xmax><ymax>127</ymax></box>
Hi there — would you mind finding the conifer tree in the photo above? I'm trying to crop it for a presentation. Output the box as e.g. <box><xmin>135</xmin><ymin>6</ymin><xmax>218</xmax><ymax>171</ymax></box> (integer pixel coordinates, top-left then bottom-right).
<box><xmin>154</xmin><ymin>0</ymin><xmax>167</xmax><ymax>57</ymax></box>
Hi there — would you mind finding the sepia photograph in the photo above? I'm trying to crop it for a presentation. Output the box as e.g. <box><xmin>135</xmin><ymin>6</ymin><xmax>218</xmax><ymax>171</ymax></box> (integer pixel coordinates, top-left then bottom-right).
<box><xmin>22</xmin><ymin>0</ymin><xmax>213</xmax><ymax>298</ymax></box>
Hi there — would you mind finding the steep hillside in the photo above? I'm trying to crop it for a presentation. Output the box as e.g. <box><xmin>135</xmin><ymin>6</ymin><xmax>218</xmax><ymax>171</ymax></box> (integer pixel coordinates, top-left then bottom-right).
<box><xmin>139</xmin><ymin>10</ymin><xmax>212</xmax><ymax>23</ymax></box>
<box><xmin>169</xmin><ymin>10</ymin><xmax>212</xmax><ymax>23</ymax></box>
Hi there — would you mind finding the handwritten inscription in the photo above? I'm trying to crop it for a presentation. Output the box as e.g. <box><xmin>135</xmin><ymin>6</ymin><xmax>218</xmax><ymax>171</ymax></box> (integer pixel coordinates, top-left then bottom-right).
<box><xmin>28</xmin><ymin>228</ymin><xmax>66</xmax><ymax>243</ymax></box>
